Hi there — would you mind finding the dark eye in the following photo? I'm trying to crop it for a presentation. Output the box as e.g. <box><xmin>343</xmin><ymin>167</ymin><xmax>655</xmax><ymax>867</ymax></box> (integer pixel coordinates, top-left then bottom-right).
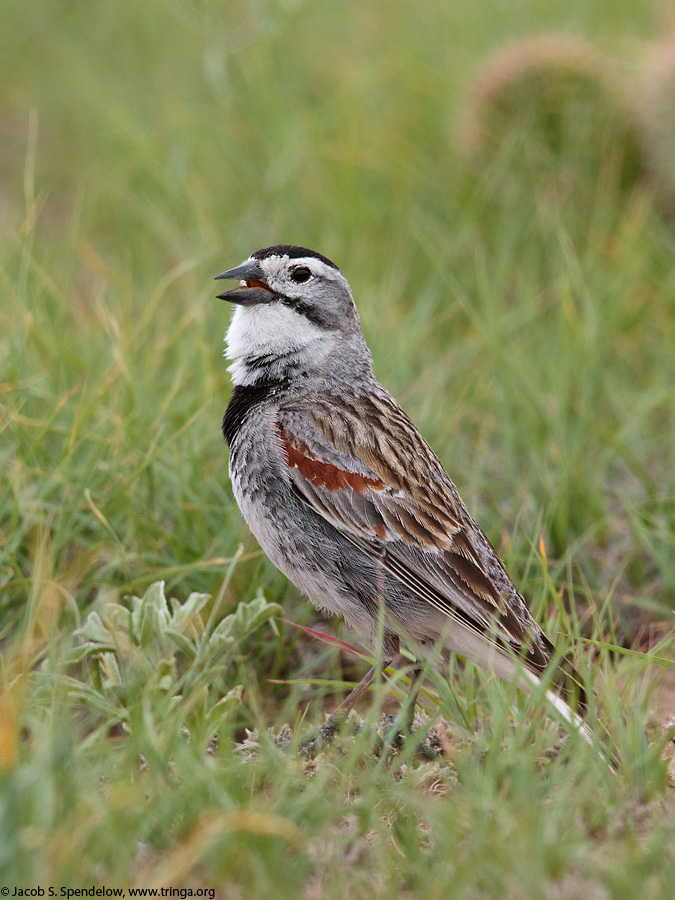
<box><xmin>290</xmin><ymin>266</ymin><xmax>312</xmax><ymax>284</ymax></box>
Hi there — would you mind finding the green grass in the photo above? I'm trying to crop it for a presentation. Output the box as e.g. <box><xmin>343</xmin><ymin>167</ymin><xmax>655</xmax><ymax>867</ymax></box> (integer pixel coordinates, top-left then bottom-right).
<box><xmin>2</xmin><ymin>0</ymin><xmax>675</xmax><ymax>896</ymax></box>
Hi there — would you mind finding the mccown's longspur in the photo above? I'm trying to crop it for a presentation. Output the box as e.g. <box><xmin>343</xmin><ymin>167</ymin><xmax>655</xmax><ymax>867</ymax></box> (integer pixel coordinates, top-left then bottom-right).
<box><xmin>215</xmin><ymin>244</ymin><xmax>590</xmax><ymax>743</ymax></box>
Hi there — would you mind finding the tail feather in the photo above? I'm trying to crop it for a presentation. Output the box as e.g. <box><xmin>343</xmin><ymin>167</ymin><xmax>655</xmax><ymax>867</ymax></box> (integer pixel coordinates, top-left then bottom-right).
<box><xmin>551</xmin><ymin>652</ymin><xmax>587</xmax><ymax>716</ymax></box>
<box><xmin>522</xmin><ymin>664</ymin><xmax>618</xmax><ymax>772</ymax></box>
<box><xmin>438</xmin><ymin>617</ymin><xmax>616</xmax><ymax>770</ymax></box>
<box><xmin>522</xmin><ymin>666</ymin><xmax>590</xmax><ymax>739</ymax></box>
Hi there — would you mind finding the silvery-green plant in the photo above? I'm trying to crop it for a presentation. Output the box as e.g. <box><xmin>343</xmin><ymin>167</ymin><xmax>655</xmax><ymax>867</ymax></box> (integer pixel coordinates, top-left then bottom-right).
<box><xmin>39</xmin><ymin>581</ymin><xmax>281</xmax><ymax>740</ymax></box>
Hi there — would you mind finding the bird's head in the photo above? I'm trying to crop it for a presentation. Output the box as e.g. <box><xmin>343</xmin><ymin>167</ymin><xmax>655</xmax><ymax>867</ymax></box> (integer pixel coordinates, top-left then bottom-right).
<box><xmin>216</xmin><ymin>245</ymin><xmax>370</xmax><ymax>386</ymax></box>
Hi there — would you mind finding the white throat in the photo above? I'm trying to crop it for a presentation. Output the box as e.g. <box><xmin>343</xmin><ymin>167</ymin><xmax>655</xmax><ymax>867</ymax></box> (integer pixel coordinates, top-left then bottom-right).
<box><xmin>226</xmin><ymin>302</ymin><xmax>335</xmax><ymax>386</ymax></box>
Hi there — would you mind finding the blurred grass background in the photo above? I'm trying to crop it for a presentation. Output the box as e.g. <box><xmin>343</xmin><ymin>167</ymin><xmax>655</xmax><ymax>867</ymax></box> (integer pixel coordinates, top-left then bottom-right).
<box><xmin>1</xmin><ymin>0</ymin><xmax>675</xmax><ymax>896</ymax></box>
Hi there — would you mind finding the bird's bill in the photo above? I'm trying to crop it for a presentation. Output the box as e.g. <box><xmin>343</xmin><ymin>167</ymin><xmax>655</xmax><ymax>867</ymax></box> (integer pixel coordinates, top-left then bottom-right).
<box><xmin>215</xmin><ymin>258</ymin><xmax>275</xmax><ymax>305</ymax></box>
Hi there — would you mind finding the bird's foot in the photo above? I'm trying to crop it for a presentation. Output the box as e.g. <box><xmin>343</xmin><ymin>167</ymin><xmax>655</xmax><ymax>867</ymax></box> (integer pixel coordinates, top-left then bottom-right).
<box><xmin>297</xmin><ymin>712</ymin><xmax>350</xmax><ymax>759</ymax></box>
<box><xmin>377</xmin><ymin>714</ymin><xmax>439</xmax><ymax>762</ymax></box>
<box><xmin>292</xmin><ymin>710</ymin><xmax>439</xmax><ymax>762</ymax></box>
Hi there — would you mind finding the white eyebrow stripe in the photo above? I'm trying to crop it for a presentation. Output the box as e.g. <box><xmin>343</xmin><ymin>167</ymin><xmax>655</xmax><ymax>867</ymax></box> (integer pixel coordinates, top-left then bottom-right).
<box><xmin>283</xmin><ymin>257</ymin><xmax>340</xmax><ymax>279</ymax></box>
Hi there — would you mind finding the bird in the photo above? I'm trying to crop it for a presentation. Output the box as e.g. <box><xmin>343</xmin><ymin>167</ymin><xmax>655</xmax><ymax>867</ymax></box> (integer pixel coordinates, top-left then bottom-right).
<box><xmin>215</xmin><ymin>243</ymin><xmax>591</xmax><ymax>751</ymax></box>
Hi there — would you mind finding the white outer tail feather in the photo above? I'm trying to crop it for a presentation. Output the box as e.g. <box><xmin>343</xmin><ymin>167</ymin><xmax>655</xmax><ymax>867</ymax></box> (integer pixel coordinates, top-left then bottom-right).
<box><xmin>522</xmin><ymin>668</ymin><xmax>615</xmax><ymax>770</ymax></box>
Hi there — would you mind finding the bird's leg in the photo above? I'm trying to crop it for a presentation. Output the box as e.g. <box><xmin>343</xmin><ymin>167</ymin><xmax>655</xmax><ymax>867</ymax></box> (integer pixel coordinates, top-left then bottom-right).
<box><xmin>400</xmin><ymin>662</ymin><xmax>424</xmax><ymax>734</ymax></box>
<box><xmin>298</xmin><ymin>635</ymin><xmax>399</xmax><ymax>758</ymax></box>
<box><xmin>378</xmin><ymin>661</ymin><xmax>434</xmax><ymax>756</ymax></box>
<box><xmin>336</xmin><ymin>661</ymin><xmax>380</xmax><ymax>714</ymax></box>
<box><xmin>379</xmin><ymin>664</ymin><xmax>420</xmax><ymax>742</ymax></box>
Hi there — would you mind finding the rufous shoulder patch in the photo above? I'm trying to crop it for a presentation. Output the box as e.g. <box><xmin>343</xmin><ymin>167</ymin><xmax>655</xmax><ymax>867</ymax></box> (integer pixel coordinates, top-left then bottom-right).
<box><xmin>279</xmin><ymin>427</ymin><xmax>384</xmax><ymax>494</ymax></box>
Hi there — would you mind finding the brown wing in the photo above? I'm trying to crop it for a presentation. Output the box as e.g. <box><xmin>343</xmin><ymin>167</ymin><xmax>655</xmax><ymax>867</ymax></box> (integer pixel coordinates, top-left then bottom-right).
<box><xmin>277</xmin><ymin>387</ymin><xmax>553</xmax><ymax>671</ymax></box>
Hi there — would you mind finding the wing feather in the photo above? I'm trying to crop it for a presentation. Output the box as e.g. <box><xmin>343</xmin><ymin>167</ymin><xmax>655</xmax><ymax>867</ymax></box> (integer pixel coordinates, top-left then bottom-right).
<box><xmin>277</xmin><ymin>388</ymin><xmax>554</xmax><ymax>672</ymax></box>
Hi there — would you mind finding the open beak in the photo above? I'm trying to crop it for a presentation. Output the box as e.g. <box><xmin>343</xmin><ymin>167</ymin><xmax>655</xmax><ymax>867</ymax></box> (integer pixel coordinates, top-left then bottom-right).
<box><xmin>215</xmin><ymin>259</ymin><xmax>275</xmax><ymax>306</ymax></box>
